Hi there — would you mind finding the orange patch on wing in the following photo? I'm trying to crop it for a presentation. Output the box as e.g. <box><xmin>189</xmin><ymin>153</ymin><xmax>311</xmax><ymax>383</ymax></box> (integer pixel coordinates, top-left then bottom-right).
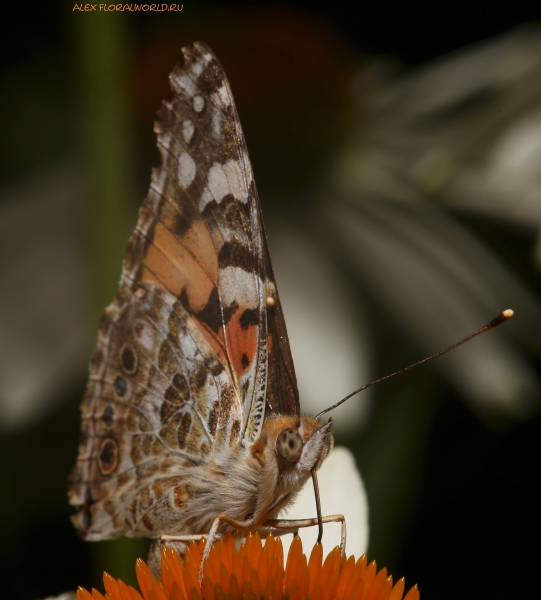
<box><xmin>143</xmin><ymin>222</ymin><xmax>214</xmax><ymax>310</ymax></box>
<box><xmin>193</xmin><ymin>315</ymin><xmax>227</xmax><ymax>365</ymax></box>
<box><xmin>185</xmin><ymin>220</ymin><xmax>219</xmax><ymax>279</ymax></box>
<box><xmin>160</xmin><ymin>209</ymin><xmax>219</xmax><ymax>283</ymax></box>
<box><xmin>225</xmin><ymin>307</ymin><xmax>258</xmax><ymax>376</ymax></box>
<box><xmin>140</xmin><ymin>266</ymin><xmax>161</xmax><ymax>288</ymax></box>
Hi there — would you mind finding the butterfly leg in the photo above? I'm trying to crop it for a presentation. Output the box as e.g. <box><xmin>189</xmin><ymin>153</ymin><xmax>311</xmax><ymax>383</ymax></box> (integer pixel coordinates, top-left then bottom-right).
<box><xmin>191</xmin><ymin>513</ymin><xmax>255</xmax><ymax>581</ymax></box>
<box><xmin>161</xmin><ymin>534</ymin><xmax>211</xmax><ymax>543</ymax></box>
<box><xmin>264</xmin><ymin>514</ymin><xmax>347</xmax><ymax>563</ymax></box>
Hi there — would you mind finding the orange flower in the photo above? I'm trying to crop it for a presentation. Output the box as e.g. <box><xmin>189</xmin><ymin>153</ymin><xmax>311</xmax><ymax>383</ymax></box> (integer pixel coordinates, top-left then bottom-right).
<box><xmin>76</xmin><ymin>533</ymin><xmax>419</xmax><ymax>600</ymax></box>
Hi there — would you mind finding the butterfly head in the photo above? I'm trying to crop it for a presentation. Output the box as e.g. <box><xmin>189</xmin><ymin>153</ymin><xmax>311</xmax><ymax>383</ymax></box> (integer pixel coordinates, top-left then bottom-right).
<box><xmin>261</xmin><ymin>415</ymin><xmax>333</xmax><ymax>472</ymax></box>
<box><xmin>247</xmin><ymin>415</ymin><xmax>333</xmax><ymax>523</ymax></box>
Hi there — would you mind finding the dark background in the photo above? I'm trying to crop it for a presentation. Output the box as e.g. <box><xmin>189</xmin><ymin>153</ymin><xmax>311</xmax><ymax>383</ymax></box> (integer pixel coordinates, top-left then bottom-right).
<box><xmin>1</xmin><ymin>1</ymin><xmax>540</xmax><ymax>599</ymax></box>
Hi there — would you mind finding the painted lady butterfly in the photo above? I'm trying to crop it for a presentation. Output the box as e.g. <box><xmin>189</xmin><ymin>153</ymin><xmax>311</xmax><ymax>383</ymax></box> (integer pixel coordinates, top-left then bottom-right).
<box><xmin>68</xmin><ymin>42</ymin><xmax>338</xmax><ymax>572</ymax></box>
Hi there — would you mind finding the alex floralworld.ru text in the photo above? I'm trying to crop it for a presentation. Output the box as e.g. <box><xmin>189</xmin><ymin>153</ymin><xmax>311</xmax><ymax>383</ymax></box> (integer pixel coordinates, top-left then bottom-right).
<box><xmin>73</xmin><ymin>3</ymin><xmax>183</xmax><ymax>11</ymax></box>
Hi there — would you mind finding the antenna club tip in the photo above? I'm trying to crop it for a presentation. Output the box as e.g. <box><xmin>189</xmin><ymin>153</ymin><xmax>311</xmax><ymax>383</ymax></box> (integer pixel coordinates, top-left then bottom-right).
<box><xmin>502</xmin><ymin>309</ymin><xmax>514</xmax><ymax>319</ymax></box>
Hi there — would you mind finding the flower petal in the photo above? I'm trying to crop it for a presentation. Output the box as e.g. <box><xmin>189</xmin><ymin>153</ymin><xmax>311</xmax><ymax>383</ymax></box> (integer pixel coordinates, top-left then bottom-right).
<box><xmin>282</xmin><ymin>447</ymin><xmax>368</xmax><ymax>558</ymax></box>
<box><xmin>267</xmin><ymin>220</ymin><xmax>373</xmax><ymax>435</ymax></box>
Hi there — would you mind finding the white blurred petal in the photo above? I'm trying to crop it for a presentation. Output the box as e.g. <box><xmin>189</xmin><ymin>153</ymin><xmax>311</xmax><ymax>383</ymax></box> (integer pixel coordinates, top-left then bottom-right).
<box><xmin>0</xmin><ymin>160</ymin><xmax>90</xmax><ymax>432</ymax></box>
<box><xmin>280</xmin><ymin>446</ymin><xmax>368</xmax><ymax>559</ymax></box>
<box><xmin>267</xmin><ymin>221</ymin><xmax>372</xmax><ymax>435</ymax></box>
<box><xmin>329</xmin><ymin>200</ymin><xmax>540</xmax><ymax>417</ymax></box>
<box><xmin>449</xmin><ymin>110</ymin><xmax>541</xmax><ymax>264</ymax></box>
<box><xmin>338</xmin><ymin>25</ymin><xmax>541</xmax><ymax>267</ymax></box>
<box><xmin>40</xmin><ymin>593</ymin><xmax>76</xmax><ymax>600</ymax></box>
<box><xmin>326</xmin><ymin>24</ymin><xmax>541</xmax><ymax>419</ymax></box>
<box><xmin>489</xmin><ymin>112</ymin><xmax>541</xmax><ymax>190</ymax></box>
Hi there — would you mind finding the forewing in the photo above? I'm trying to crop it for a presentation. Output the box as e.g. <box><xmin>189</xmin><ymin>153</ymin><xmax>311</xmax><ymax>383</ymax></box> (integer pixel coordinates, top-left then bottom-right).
<box><xmin>132</xmin><ymin>42</ymin><xmax>299</xmax><ymax>437</ymax></box>
<box><xmin>68</xmin><ymin>42</ymin><xmax>299</xmax><ymax>540</ymax></box>
<box><xmin>258</xmin><ymin>206</ymin><xmax>300</xmax><ymax>421</ymax></box>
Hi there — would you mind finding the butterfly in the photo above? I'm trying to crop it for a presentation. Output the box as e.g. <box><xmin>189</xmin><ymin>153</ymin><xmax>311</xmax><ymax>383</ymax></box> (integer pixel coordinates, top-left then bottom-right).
<box><xmin>68</xmin><ymin>42</ymin><xmax>338</xmax><ymax>572</ymax></box>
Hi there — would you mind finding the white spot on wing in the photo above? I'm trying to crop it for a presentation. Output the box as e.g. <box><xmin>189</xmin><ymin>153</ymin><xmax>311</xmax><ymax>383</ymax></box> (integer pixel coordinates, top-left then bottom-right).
<box><xmin>137</xmin><ymin>322</ymin><xmax>154</xmax><ymax>353</ymax></box>
<box><xmin>199</xmin><ymin>160</ymin><xmax>248</xmax><ymax>208</ymax></box>
<box><xmin>220</xmin><ymin>266</ymin><xmax>259</xmax><ymax>308</ymax></box>
<box><xmin>193</xmin><ymin>96</ymin><xmax>204</xmax><ymax>112</ymax></box>
<box><xmin>158</xmin><ymin>132</ymin><xmax>173</xmax><ymax>164</ymax></box>
<box><xmin>180</xmin><ymin>335</ymin><xmax>198</xmax><ymax>361</ymax></box>
<box><xmin>178</xmin><ymin>152</ymin><xmax>196</xmax><ymax>188</ymax></box>
<box><xmin>182</xmin><ymin>120</ymin><xmax>194</xmax><ymax>144</ymax></box>
<box><xmin>223</xmin><ymin>160</ymin><xmax>248</xmax><ymax>203</ymax></box>
<box><xmin>199</xmin><ymin>187</ymin><xmax>214</xmax><ymax>211</ymax></box>
<box><xmin>171</xmin><ymin>74</ymin><xmax>197</xmax><ymax>97</ymax></box>
<box><xmin>217</xmin><ymin>84</ymin><xmax>230</xmax><ymax>107</ymax></box>
<box><xmin>207</xmin><ymin>163</ymin><xmax>229</xmax><ymax>203</ymax></box>
<box><xmin>192</xmin><ymin>60</ymin><xmax>204</xmax><ymax>76</ymax></box>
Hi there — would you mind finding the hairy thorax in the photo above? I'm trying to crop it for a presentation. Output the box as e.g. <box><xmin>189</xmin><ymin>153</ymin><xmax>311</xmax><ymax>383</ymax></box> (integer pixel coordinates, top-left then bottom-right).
<box><xmin>176</xmin><ymin>415</ymin><xmax>333</xmax><ymax>536</ymax></box>
<box><xmin>147</xmin><ymin>414</ymin><xmax>332</xmax><ymax>574</ymax></box>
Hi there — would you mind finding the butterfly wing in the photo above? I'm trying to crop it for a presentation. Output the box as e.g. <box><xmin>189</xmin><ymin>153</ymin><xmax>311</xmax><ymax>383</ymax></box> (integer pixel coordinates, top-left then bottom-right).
<box><xmin>69</xmin><ymin>42</ymin><xmax>299</xmax><ymax>540</ymax></box>
<box><xmin>257</xmin><ymin>206</ymin><xmax>300</xmax><ymax>423</ymax></box>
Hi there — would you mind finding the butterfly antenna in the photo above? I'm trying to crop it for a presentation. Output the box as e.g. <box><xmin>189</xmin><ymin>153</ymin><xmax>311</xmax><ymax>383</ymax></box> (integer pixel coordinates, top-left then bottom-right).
<box><xmin>316</xmin><ymin>309</ymin><xmax>514</xmax><ymax>419</ymax></box>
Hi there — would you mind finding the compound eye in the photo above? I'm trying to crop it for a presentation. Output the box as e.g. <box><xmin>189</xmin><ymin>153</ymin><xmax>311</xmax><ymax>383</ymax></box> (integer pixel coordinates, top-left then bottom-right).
<box><xmin>276</xmin><ymin>428</ymin><xmax>303</xmax><ymax>463</ymax></box>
